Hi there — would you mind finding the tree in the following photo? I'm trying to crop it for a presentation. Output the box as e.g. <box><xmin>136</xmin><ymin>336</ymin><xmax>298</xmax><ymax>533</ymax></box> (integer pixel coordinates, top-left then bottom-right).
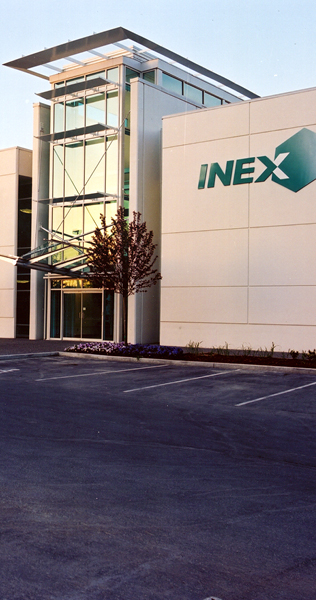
<box><xmin>86</xmin><ymin>207</ymin><xmax>162</xmax><ymax>342</ymax></box>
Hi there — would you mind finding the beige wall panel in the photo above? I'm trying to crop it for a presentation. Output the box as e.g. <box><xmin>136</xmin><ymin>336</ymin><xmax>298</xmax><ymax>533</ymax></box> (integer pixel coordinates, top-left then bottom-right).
<box><xmin>249</xmin><ymin>127</ymin><xmax>316</xmax><ymax>227</ymax></box>
<box><xmin>18</xmin><ymin>148</ymin><xmax>32</xmax><ymax>177</ymax></box>
<box><xmin>0</xmin><ymin>289</ymin><xmax>15</xmax><ymax>318</ymax></box>
<box><xmin>163</xmin><ymin>101</ymin><xmax>249</xmax><ymax>148</ymax></box>
<box><xmin>0</xmin><ymin>148</ymin><xmax>16</xmax><ymax>177</ymax></box>
<box><xmin>0</xmin><ymin>318</ymin><xmax>15</xmax><ymax>338</ymax></box>
<box><xmin>250</xmin><ymin>89</ymin><xmax>316</xmax><ymax>134</ymax></box>
<box><xmin>249</xmin><ymin>286</ymin><xmax>316</xmax><ymax>325</ymax></box>
<box><xmin>162</xmin><ymin>229</ymin><xmax>248</xmax><ymax>287</ymax></box>
<box><xmin>0</xmin><ymin>249</ymin><xmax>15</xmax><ymax>288</ymax></box>
<box><xmin>162</xmin><ymin>137</ymin><xmax>250</xmax><ymax>233</ymax></box>
<box><xmin>249</xmin><ymin>224</ymin><xmax>316</xmax><ymax>286</ymax></box>
<box><xmin>0</xmin><ymin>174</ymin><xmax>17</xmax><ymax>248</ymax></box>
<box><xmin>160</xmin><ymin>321</ymin><xmax>316</xmax><ymax>353</ymax></box>
<box><xmin>161</xmin><ymin>286</ymin><xmax>248</xmax><ymax>323</ymax></box>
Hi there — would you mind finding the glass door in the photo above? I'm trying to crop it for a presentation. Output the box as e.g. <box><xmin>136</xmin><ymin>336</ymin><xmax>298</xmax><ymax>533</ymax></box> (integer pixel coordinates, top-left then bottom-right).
<box><xmin>82</xmin><ymin>293</ymin><xmax>102</xmax><ymax>339</ymax></box>
<box><xmin>63</xmin><ymin>292</ymin><xmax>102</xmax><ymax>339</ymax></box>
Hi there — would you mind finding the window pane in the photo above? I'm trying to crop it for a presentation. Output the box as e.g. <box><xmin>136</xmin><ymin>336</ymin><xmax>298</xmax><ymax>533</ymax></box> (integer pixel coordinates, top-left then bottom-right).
<box><xmin>107</xmin><ymin>67</ymin><xmax>119</xmax><ymax>83</ymax></box>
<box><xmin>85</xmin><ymin>138</ymin><xmax>105</xmax><ymax>195</ymax></box>
<box><xmin>54</xmin><ymin>102</ymin><xmax>64</xmax><ymax>133</ymax></box>
<box><xmin>126</xmin><ymin>68</ymin><xmax>140</xmax><ymax>83</ymax></box>
<box><xmin>66</xmin><ymin>76</ymin><xmax>84</xmax><ymax>86</ymax></box>
<box><xmin>86</xmin><ymin>71</ymin><xmax>106</xmax><ymax>81</ymax></box>
<box><xmin>124</xmin><ymin>133</ymin><xmax>130</xmax><ymax>199</ymax></box>
<box><xmin>125</xmin><ymin>84</ymin><xmax>130</xmax><ymax>129</ymax></box>
<box><xmin>50</xmin><ymin>290</ymin><xmax>61</xmax><ymax>338</ymax></box>
<box><xmin>53</xmin><ymin>145</ymin><xmax>64</xmax><ymax>199</ymax></box>
<box><xmin>107</xmin><ymin>90</ymin><xmax>118</xmax><ymax>127</ymax></box>
<box><xmin>143</xmin><ymin>70</ymin><xmax>155</xmax><ymax>84</ymax></box>
<box><xmin>162</xmin><ymin>73</ymin><xmax>182</xmax><ymax>95</ymax></box>
<box><xmin>86</xmin><ymin>93</ymin><xmax>105</xmax><ymax>127</ymax></box>
<box><xmin>105</xmin><ymin>201</ymin><xmax>117</xmax><ymax>226</ymax></box>
<box><xmin>64</xmin><ymin>204</ymin><xmax>83</xmax><ymax>240</ymax></box>
<box><xmin>65</xmin><ymin>98</ymin><xmax>84</xmax><ymax>130</ymax></box>
<box><xmin>106</xmin><ymin>135</ymin><xmax>118</xmax><ymax>195</ymax></box>
<box><xmin>84</xmin><ymin>202</ymin><xmax>104</xmax><ymax>242</ymax></box>
<box><xmin>52</xmin><ymin>205</ymin><xmax>63</xmax><ymax>236</ymax></box>
<box><xmin>184</xmin><ymin>83</ymin><xmax>202</xmax><ymax>104</ymax></box>
<box><xmin>65</xmin><ymin>142</ymin><xmax>83</xmax><ymax>197</ymax></box>
<box><xmin>204</xmin><ymin>92</ymin><xmax>222</xmax><ymax>107</ymax></box>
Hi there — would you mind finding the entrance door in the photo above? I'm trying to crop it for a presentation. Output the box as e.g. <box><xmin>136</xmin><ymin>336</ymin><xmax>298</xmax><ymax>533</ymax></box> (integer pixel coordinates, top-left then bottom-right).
<box><xmin>63</xmin><ymin>292</ymin><xmax>102</xmax><ymax>339</ymax></box>
<box><xmin>82</xmin><ymin>293</ymin><xmax>102</xmax><ymax>339</ymax></box>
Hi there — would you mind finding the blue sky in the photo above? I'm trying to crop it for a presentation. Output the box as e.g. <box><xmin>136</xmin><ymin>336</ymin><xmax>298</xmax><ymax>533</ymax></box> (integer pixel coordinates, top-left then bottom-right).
<box><xmin>0</xmin><ymin>0</ymin><xmax>315</xmax><ymax>150</ymax></box>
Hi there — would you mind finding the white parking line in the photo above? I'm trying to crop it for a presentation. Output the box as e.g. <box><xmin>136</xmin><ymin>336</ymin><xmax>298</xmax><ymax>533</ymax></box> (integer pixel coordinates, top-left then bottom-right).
<box><xmin>0</xmin><ymin>368</ymin><xmax>19</xmax><ymax>374</ymax></box>
<box><xmin>35</xmin><ymin>364</ymin><xmax>166</xmax><ymax>382</ymax></box>
<box><xmin>236</xmin><ymin>380</ymin><xmax>316</xmax><ymax>407</ymax></box>
<box><xmin>123</xmin><ymin>369</ymin><xmax>240</xmax><ymax>393</ymax></box>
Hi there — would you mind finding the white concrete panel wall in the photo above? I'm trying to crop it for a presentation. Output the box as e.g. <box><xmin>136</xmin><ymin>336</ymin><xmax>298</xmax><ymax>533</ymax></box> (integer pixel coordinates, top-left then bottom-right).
<box><xmin>30</xmin><ymin>103</ymin><xmax>50</xmax><ymax>340</ymax></box>
<box><xmin>0</xmin><ymin>147</ymin><xmax>32</xmax><ymax>338</ymax></box>
<box><xmin>128</xmin><ymin>79</ymin><xmax>202</xmax><ymax>344</ymax></box>
<box><xmin>161</xmin><ymin>87</ymin><xmax>316</xmax><ymax>352</ymax></box>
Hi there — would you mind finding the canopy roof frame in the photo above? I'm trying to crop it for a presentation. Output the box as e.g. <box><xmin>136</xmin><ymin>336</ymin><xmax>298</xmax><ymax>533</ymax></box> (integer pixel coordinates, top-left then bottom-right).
<box><xmin>3</xmin><ymin>26</ymin><xmax>259</xmax><ymax>99</ymax></box>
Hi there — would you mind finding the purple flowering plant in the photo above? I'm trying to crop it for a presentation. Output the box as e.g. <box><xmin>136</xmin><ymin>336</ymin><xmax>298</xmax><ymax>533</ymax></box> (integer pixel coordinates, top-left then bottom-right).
<box><xmin>64</xmin><ymin>341</ymin><xmax>183</xmax><ymax>359</ymax></box>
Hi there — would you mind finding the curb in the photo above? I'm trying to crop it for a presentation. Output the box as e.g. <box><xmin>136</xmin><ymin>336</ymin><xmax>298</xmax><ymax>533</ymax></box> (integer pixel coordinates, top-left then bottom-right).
<box><xmin>1</xmin><ymin>350</ymin><xmax>316</xmax><ymax>375</ymax></box>
<box><xmin>59</xmin><ymin>352</ymin><xmax>316</xmax><ymax>375</ymax></box>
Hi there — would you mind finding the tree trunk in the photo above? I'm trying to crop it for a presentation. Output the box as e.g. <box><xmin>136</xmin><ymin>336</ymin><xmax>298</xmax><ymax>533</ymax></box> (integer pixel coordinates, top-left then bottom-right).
<box><xmin>122</xmin><ymin>293</ymin><xmax>128</xmax><ymax>343</ymax></box>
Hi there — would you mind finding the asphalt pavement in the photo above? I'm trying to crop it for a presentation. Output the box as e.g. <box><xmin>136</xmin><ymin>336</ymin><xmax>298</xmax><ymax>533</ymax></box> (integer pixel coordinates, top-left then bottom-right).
<box><xmin>0</xmin><ymin>354</ymin><xmax>315</xmax><ymax>600</ymax></box>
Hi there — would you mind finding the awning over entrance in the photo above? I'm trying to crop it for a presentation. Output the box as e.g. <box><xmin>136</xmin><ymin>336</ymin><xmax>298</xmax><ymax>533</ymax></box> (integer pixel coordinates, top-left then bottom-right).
<box><xmin>0</xmin><ymin>234</ymin><xmax>91</xmax><ymax>278</ymax></box>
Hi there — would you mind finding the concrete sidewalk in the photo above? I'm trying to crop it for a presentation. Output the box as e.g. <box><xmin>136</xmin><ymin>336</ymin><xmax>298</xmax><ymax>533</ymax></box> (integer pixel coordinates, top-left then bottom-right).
<box><xmin>0</xmin><ymin>338</ymin><xmax>69</xmax><ymax>357</ymax></box>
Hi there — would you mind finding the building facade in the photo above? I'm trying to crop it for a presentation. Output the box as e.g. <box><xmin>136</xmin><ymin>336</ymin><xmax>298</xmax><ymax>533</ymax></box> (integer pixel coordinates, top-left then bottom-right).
<box><xmin>161</xmin><ymin>87</ymin><xmax>316</xmax><ymax>352</ymax></box>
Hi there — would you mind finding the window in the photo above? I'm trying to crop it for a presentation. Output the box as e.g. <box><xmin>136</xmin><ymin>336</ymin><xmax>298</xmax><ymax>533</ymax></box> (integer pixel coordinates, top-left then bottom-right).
<box><xmin>85</xmin><ymin>138</ymin><xmax>105</xmax><ymax>195</ymax></box>
<box><xmin>204</xmin><ymin>92</ymin><xmax>222</xmax><ymax>107</ymax></box>
<box><xmin>65</xmin><ymin>98</ymin><xmax>84</xmax><ymax>130</ymax></box>
<box><xmin>106</xmin><ymin>90</ymin><xmax>118</xmax><ymax>127</ymax></box>
<box><xmin>84</xmin><ymin>202</ymin><xmax>104</xmax><ymax>242</ymax></box>
<box><xmin>143</xmin><ymin>70</ymin><xmax>155</xmax><ymax>84</ymax></box>
<box><xmin>54</xmin><ymin>102</ymin><xmax>64</xmax><ymax>133</ymax></box>
<box><xmin>126</xmin><ymin>67</ymin><xmax>140</xmax><ymax>83</ymax></box>
<box><xmin>183</xmin><ymin>83</ymin><xmax>203</xmax><ymax>104</ymax></box>
<box><xmin>86</xmin><ymin>93</ymin><xmax>105</xmax><ymax>127</ymax></box>
<box><xmin>107</xmin><ymin>67</ymin><xmax>119</xmax><ymax>83</ymax></box>
<box><xmin>65</xmin><ymin>142</ymin><xmax>84</xmax><ymax>197</ymax></box>
<box><xmin>53</xmin><ymin>145</ymin><xmax>64</xmax><ymax>199</ymax></box>
<box><xmin>162</xmin><ymin>73</ymin><xmax>182</xmax><ymax>95</ymax></box>
<box><xmin>86</xmin><ymin>71</ymin><xmax>106</xmax><ymax>81</ymax></box>
<box><xmin>106</xmin><ymin>135</ymin><xmax>118</xmax><ymax>195</ymax></box>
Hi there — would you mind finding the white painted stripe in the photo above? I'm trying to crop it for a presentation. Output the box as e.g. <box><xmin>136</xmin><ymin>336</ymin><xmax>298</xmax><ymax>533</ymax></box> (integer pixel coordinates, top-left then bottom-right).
<box><xmin>124</xmin><ymin>369</ymin><xmax>240</xmax><ymax>393</ymax></box>
<box><xmin>236</xmin><ymin>380</ymin><xmax>316</xmax><ymax>407</ymax></box>
<box><xmin>0</xmin><ymin>368</ymin><xmax>19</xmax><ymax>374</ymax></box>
<box><xmin>35</xmin><ymin>364</ymin><xmax>166</xmax><ymax>382</ymax></box>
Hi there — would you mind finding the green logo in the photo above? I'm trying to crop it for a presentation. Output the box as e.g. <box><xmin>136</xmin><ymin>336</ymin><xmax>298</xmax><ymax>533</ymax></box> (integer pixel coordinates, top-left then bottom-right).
<box><xmin>198</xmin><ymin>128</ymin><xmax>316</xmax><ymax>193</ymax></box>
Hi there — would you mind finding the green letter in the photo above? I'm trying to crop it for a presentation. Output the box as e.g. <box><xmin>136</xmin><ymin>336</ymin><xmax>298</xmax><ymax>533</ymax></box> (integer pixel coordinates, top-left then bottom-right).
<box><xmin>233</xmin><ymin>157</ymin><xmax>255</xmax><ymax>185</ymax></box>
<box><xmin>255</xmin><ymin>156</ymin><xmax>277</xmax><ymax>183</ymax></box>
<box><xmin>198</xmin><ymin>164</ymin><xmax>208</xmax><ymax>189</ymax></box>
<box><xmin>207</xmin><ymin>160</ymin><xmax>234</xmax><ymax>188</ymax></box>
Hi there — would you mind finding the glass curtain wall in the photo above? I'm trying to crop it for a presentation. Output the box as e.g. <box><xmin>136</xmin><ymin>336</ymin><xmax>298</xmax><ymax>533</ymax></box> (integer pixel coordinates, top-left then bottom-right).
<box><xmin>48</xmin><ymin>67</ymin><xmax>121</xmax><ymax>340</ymax></box>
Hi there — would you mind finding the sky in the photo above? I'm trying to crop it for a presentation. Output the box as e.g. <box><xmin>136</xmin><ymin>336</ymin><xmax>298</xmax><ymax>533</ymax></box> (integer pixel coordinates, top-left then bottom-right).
<box><xmin>0</xmin><ymin>0</ymin><xmax>315</xmax><ymax>150</ymax></box>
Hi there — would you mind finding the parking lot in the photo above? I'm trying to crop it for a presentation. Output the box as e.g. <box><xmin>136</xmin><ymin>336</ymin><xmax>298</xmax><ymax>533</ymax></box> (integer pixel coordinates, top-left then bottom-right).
<box><xmin>0</xmin><ymin>354</ymin><xmax>315</xmax><ymax>600</ymax></box>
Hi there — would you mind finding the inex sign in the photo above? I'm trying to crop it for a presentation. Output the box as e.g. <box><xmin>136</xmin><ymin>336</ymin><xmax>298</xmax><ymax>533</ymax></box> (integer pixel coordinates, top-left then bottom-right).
<box><xmin>198</xmin><ymin>128</ymin><xmax>316</xmax><ymax>193</ymax></box>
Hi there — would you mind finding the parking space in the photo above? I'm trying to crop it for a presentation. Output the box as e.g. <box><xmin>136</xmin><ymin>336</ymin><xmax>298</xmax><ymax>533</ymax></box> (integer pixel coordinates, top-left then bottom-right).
<box><xmin>0</xmin><ymin>355</ymin><xmax>315</xmax><ymax>600</ymax></box>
